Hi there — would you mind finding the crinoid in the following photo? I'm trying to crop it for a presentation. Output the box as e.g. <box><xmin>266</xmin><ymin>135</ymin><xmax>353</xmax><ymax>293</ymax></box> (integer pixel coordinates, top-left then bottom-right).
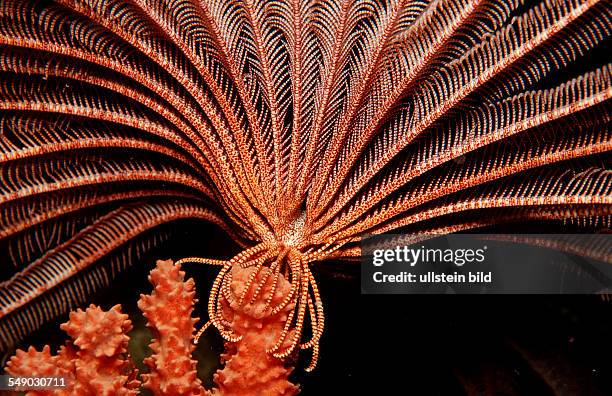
<box><xmin>0</xmin><ymin>0</ymin><xmax>610</xmax><ymax>373</ymax></box>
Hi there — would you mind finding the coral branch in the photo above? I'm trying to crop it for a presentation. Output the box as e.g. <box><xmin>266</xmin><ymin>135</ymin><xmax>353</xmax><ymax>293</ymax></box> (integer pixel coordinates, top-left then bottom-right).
<box><xmin>211</xmin><ymin>265</ymin><xmax>299</xmax><ymax>396</ymax></box>
<box><xmin>6</xmin><ymin>305</ymin><xmax>139</xmax><ymax>396</ymax></box>
<box><xmin>138</xmin><ymin>259</ymin><xmax>205</xmax><ymax>395</ymax></box>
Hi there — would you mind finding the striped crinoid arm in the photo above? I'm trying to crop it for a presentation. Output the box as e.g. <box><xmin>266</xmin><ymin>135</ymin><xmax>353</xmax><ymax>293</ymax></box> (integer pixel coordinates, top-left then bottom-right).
<box><xmin>0</xmin><ymin>0</ymin><xmax>610</xmax><ymax>376</ymax></box>
<box><xmin>312</xmin><ymin>67</ymin><xmax>612</xmax><ymax>234</ymax></box>
<box><xmin>59</xmin><ymin>0</ymin><xmax>274</xmax><ymax>222</ymax></box>
<box><xmin>0</xmin><ymin>1</ymin><xmax>272</xmax><ymax>223</ymax></box>
<box><xmin>0</xmin><ymin>202</ymin><xmax>231</xmax><ymax>350</ymax></box>
<box><xmin>0</xmin><ymin>0</ymin><xmax>260</xmax><ymax>351</ymax></box>
<box><xmin>326</xmin><ymin>165</ymin><xmax>612</xmax><ymax>242</ymax></box>
<box><xmin>306</xmin><ymin>0</ymin><xmax>414</xmax><ymax>213</ymax></box>
<box><xmin>310</xmin><ymin>0</ymin><xmax>612</xmax><ymax>221</ymax></box>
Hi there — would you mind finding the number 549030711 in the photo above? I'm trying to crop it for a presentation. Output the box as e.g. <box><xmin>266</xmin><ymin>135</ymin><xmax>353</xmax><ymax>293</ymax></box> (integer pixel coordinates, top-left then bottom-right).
<box><xmin>1</xmin><ymin>375</ymin><xmax>68</xmax><ymax>390</ymax></box>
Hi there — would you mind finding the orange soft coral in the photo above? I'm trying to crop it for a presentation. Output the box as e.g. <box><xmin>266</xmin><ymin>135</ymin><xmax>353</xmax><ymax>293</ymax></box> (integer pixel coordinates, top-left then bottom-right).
<box><xmin>138</xmin><ymin>259</ymin><xmax>205</xmax><ymax>395</ymax></box>
<box><xmin>6</xmin><ymin>259</ymin><xmax>299</xmax><ymax>395</ymax></box>
<box><xmin>6</xmin><ymin>305</ymin><xmax>138</xmax><ymax>396</ymax></box>
<box><xmin>211</xmin><ymin>265</ymin><xmax>299</xmax><ymax>396</ymax></box>
<box><xmin>5</xmin><ymin>345</ymin><xmax>74</xmax><ymax>396</ymax></box>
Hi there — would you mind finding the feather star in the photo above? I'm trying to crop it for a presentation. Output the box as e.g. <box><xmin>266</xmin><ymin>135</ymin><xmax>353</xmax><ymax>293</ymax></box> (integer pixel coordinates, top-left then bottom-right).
<box><xmin>0</xmin><ymin>0</ymin><xmax>610</xmax><ymax>371</ymax></box>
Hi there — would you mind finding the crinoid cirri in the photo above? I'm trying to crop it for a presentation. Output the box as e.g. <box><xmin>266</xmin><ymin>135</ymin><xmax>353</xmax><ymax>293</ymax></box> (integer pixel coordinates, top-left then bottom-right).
<box><xmin>0</xmin><ymin>0</ymin><xmax>611</xmax><ymax>382</ymax></box>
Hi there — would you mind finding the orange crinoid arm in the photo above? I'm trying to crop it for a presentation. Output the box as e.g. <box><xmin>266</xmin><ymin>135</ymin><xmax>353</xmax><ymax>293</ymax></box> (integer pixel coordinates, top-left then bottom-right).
<box><xmin>0</xmin><ymin>0</ymin><xmax>610</xmax><ymax>370</ymax></box>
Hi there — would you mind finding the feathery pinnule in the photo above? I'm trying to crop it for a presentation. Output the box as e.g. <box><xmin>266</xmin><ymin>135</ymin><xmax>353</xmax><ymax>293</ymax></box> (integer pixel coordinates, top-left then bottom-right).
<box><xmin>0</xmin><ymin>0</ymin><xmax>610</xmax><ymax>370</ymax></box>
